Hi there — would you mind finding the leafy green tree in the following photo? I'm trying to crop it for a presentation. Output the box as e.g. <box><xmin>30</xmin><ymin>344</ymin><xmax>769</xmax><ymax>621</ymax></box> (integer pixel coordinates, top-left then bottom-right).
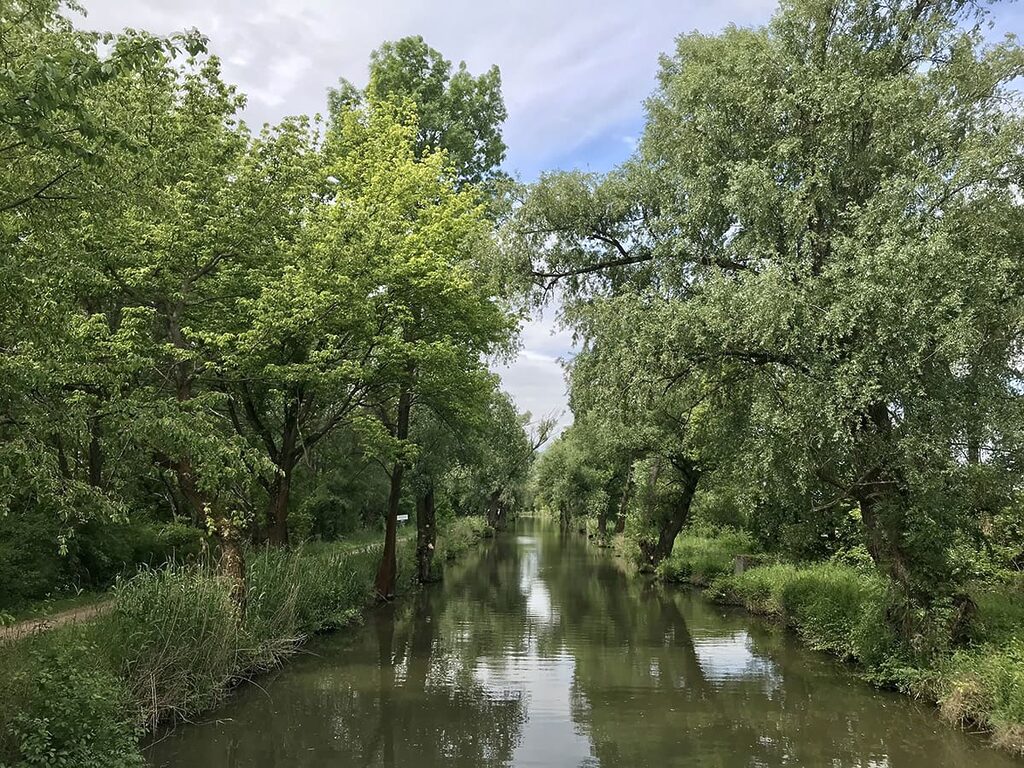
<box><xmin>514</xmin><ymin>0</ymin><xmax>1024</xmax><ymax>633</ymax></box>
<box><xmin>329</xmin><ymin>35</ymin><xmax>507</xmax><ymax>188</ymax></box>
<box><xmin>317</xmin><ymin>101</ymin><xmax>511</xmax><ymax>598</ymax></box>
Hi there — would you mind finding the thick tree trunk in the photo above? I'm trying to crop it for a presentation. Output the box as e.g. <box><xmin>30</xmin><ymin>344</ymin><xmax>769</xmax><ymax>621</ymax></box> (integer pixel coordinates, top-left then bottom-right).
<box><xmin>639</xmin><ymin>458</ymin><xmax>701</xmax><ymax>568</ymax></box>
<box><xmin>266</xmin><ymin>463</ymin><xmax>294</xmax><ymax>546</ymax></box>
<box><xmin>215</xmin><ymin>523</ymin><xmax>247</xmax><ymax>613</ymax></box>
<box><xmin>416</xmin><ymin>486</ymin><xmax>437</xmax><ymax>583</ymax></box>
<box><xmin>854</xmin><ymin>401</ymin><xmax>918</xmax><ymax>593</ymax></box>
<box><xmin>375</xmin><ymin>384</ymin><xmax>411</xmax><ymax>600</ymax></box>
<box><xmin>375</xmin><ymin>462</ymin><xmax>405</xmax><ymax>599</ymax></box>
<box><xmin>175</xmin><ymin>456</ymin><xmax>247</xmax><ymax>614</ymax></box>
<box><xmin>852</xmin><ymin>400</ymin><xmax>974</xmax><ymax>639</ymax></box>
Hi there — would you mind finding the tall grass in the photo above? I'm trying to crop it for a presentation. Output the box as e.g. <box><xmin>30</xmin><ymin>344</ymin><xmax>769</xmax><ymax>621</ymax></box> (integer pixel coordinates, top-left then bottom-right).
<box><xmin>699</xmin><ymin>532</ymin><xmax>1024</xmax><ymax>756</ymax></box>
<box><xmin>0</xmin><ymin>534</ymin><xmax>421</xmax><ymax>766</ymax></box>
<box><xmin>712</xmin><ymin>560</ymin><xmax>892</xmax><ymax>662</ymax></box>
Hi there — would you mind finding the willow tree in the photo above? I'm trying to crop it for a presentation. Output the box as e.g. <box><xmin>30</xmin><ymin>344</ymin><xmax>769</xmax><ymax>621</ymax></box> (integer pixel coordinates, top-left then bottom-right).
<box><xmin>513</xmin><ymin>0</ymin><xmax>1024</xmax><ymax>631</ymax></box>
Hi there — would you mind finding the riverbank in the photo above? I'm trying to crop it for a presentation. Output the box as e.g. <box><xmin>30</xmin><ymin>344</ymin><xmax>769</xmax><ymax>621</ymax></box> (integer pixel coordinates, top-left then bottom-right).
<box><xmin>632</xmin><ymin>528</ymin><xmax>1024</xmax><ymax>758</ymax></box>
<box><xmin>0</xmin><ymin>517</ymin><xmax>488</xmax><ymax>768</ymax></box>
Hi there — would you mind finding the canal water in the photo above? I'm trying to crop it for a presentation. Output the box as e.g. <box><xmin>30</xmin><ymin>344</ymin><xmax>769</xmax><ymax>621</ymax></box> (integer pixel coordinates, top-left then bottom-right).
<box><xmin>147</xmin><ymin>518</ymin><xmax>1021</xmax><ymax>767</ymax></box>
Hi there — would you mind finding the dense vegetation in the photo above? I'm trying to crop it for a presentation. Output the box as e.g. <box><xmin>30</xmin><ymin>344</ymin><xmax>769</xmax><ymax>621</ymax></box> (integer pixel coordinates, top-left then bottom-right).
<box><xmin>0</xmin><ymin>0</ymin><xmax>542</xmax><ymax>615</ymax></box>
<box><xmin>6</xmin><ymin>0</ymin><xmax>1024</xmax><ymax>763</ymax></box>
<box><xmin>526</xmin><ymin>0</ymin><xmax>1024</xmax><ymax>755</ymax></box>
<box><xmin>0</xmin><ymin>1</ymin><xmax>541</xmax><ymax>763</ymax></box>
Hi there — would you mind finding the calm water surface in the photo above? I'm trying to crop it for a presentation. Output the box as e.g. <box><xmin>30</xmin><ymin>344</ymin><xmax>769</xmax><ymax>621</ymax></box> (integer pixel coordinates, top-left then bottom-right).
<box><xmin>147</xmin><ymin>519</ymin><xmax>1021</xmax><ymax>767</ymax></box>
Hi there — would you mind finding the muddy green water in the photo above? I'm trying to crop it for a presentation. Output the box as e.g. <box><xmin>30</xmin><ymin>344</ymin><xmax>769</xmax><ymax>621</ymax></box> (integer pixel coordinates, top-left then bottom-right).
<box><xmin>147</xmin><ymin>519</ymin><xmax>1020</xmax><ymax>767</ymax></box>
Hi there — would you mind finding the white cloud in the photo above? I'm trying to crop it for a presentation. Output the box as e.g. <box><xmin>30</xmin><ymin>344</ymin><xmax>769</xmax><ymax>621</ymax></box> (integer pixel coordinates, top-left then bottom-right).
<box><xmin>75</xmin><ymin>0</ymin><xmax>778</xmax><ymax>176</ymax></box>
<box><xmin>493</xmin><ymin>308</ymin><xmax>576</xmax><ymax>439</ymax></box>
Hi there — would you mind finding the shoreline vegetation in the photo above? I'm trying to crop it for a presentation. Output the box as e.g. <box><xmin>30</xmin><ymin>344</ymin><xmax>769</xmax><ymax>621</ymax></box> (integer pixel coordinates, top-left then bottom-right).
<box><xmin>598</xmin><ymin>525</ymin><xmax>1024</xmax><ymax>758</ymax></box>
<box><xmin>1</xmin><ymin>5</ymin><xmax>540</xmax><ymax>766</ymax></box>
<box><xmin>0</xmin><ymin>517</ymin><xmax>489</xmax><ymax>768</ymax></box>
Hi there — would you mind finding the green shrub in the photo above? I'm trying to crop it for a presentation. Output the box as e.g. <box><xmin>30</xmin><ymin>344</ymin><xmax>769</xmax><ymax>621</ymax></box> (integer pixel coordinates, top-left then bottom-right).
<box><xmin>132</xmin><ymin>522</ymin><xmax>204</xmax><ymax>566</ymax></box>
<box><xmin>716</xmin><ymin>559</ymin><xmax>890</xmax><ymax>662</ymax></box>
<box><xmin>247</xmin><ymin>542</ymin><xmax>389</xmax><ymax>637</ymax></box>
<box><xmin>1</xmin><ymin>636</ymin><xmax>141</xmax><ymax>768</ymax></box>
<box><xmin>0</xmin><ymin>511</ymin><xmax>65</xmax><ymax>610</ymax></box>
<box><xmin>0</xmin><ymin>530</ymin><xmax>433</xmax><ymax>767</ymax></box>
<box><xmin>939</xmin><ymin>640</ymin><xmax>1024</xmax><ymax>756</ymax></box>
<box><xmin>969</xmin><ymin>581</ymin><xmax>1024</xmax><ymax>646</ymax></box>
<box><xmin>712</xmin><ymin>562</ymin><xmax>799</xmax><ymax>615</ymax></box>
<box><xmin>436</xmin><ymin>516</ymin><xmax>488</xmax><ymax>562</ymax></box>
<box><xmin>0</xmin><ymin>515</ymin><xmax>206</xmax><ymax>612</ymax></box>
<box><xmin>656</xmin><ymin>528</ymin><xmax>755</xmax><ymax>585</ymax></box>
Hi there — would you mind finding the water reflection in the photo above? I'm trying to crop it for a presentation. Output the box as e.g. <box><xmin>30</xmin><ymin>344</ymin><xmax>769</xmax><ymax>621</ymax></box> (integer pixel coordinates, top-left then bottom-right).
<box><xmin>147</xmin><ymin>519</ymin><xmax>1021</xmax><ymax>768</ymax></box>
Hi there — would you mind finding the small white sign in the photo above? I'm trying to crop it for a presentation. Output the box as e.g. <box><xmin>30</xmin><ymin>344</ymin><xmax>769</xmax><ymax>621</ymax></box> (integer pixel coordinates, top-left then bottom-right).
<box><xmin>397</xmin><ymin>514</ymin><xmax>409</xmax><ymax>523</ymax></box>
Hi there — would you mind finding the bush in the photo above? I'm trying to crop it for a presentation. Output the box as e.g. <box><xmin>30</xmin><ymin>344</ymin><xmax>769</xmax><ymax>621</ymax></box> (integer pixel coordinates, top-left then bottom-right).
<box><xmin>246</xmin><ymin>541</ymin><xmax>398</xmax><ymax>637</ymax></box>
<box><xmin>436</xmin><ymin>516</ymin><xmax>488</xmax><ymax>562</ymax></box>
<box><xmin>0</xmin><ymin>636</ymin><xmax>141</xmax><ymax>768</ymax></box>
<box><xmin>0</xmin><ymin>511</ymin><xmax>66</xmax><ymax>610</ymax></box>
<box><xmin>104</xmin><ymin>567</ymin><xmax>247</xmax><ymax>728</ymax></box>
<box><xmin>939</xmin><ymin>640</ymin><xmax>1024</xmax><ymax>756</ymax></box>
<box><xmin>715</xmin><ymin>560</ymin><xmax>890</xmax><ymax>662</ymax></box>
<box><xmin>656</xmin><ymin>528</ymin><xmax>755</xmax><ymax>585</ymax></box>
<box><xmin>0</xmin><ymin>527</ymin><xmax>441</xmax><ymax>767</ymax></box>
<box><xmin>0</xmin><ymin>515</ymin><xmax>206</xmax><ymax>611</ymax></box>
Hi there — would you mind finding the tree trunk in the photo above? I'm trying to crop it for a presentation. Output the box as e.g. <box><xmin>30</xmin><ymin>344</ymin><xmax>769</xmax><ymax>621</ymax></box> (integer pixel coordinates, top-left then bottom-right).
<box><xmin>615</xmin><ymin>467</ymin><xmax>633</xmax><ymax>534</ymax></box>
<box><xmin>214</xmin><ymin>522</ymin><xmax>247</xmax><ymax>614</ymax></box>
<box><xmin>639</xmin><ymin>458</ymin><xmax>701</xmax><ymax>568</ymax></box>
<box><xmin>266</xmin><ymin>469</ymin><xmax>293</xmax><ymax>547</ymax></box>
<box><xmin>167</xmin><ymin>304</ymin><xmax>245</xmax><ymax>613</ymax></box>
<box><xmin>375</xmin><ymin>384</ymin><xmax>411</xmax><ymax>600</ymax></box>
<box><xmin>852</xmin><ymin>400</ymin><xmax>974</xmax><ymax>639</ymax></box>
<box><xmin>87</xmin><ymin>415</ymin><xmax>103</xmax><ymax>488</ymax></box>
<box><xmin>175</xmin><ymin>456</ymin><xmax>247</xmax><ymax>615</ymax></box>
<box><xmin>486</xmin><ymin>489</ymin><xmax>503</xmax><ymax>530</ymax></box>
<box><xmin>267</xmin><ymin>405</ymin><xmax>299</xmax><ymax>546</ymax></box>
<box><xmin>416</xmin><ymin>486</ymin><xmax>437</xmax><ymax>583</ymax></box>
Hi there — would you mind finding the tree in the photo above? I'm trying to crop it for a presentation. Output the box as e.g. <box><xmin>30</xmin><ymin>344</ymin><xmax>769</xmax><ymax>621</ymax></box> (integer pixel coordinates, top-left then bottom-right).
<box><xmin>329</xmin><ymin>36</ymin><xmax>507</xmax><ymax>188</ymax></box>
<box><xmin>315</xmin><ymin>101</ymin><xmax>511</xmax><ymax>598</ymax></box>
<box><xmin>512</xmin><ymin>0</ymin><xmax>1024</xmax><ymax>634</ymax></box>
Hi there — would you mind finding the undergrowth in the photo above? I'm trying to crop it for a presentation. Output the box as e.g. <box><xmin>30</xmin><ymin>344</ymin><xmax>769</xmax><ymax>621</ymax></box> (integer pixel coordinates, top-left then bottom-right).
<box><xmin>0</xmin><ymin>519</ymin><xmax>485</xmax><ymax>767</ymax></box>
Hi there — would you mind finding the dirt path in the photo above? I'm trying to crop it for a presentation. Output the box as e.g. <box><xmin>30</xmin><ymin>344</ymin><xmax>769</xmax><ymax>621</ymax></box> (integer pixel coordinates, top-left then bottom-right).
<box><xmin>0</xmin><ymin>600</ymin><xmax>113</xmax><ymax>644</ymax></box>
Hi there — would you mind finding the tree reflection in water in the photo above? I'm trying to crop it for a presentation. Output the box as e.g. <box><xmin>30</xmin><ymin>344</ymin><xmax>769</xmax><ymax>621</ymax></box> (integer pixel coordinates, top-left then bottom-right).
<box><xmin>147</xmin><ymin>519</ymin><xmax>1021</xmax><ymax>768</ymax></box>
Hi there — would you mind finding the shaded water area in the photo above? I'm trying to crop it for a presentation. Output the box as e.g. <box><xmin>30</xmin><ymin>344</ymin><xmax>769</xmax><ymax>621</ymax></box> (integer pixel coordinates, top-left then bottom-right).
<box><xmin>147</xmin><ymin>518</ymin><xmax>1021</xmax><ymax>767</ymax></box>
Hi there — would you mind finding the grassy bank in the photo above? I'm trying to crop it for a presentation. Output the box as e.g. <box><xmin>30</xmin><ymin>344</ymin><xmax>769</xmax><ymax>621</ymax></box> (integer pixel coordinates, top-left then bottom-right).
<box><xmin>650</xmin><ymin>528</ymin><xmax>1024</xmax><ymax>757</ymax></box>
<box><xmin>0</xmin><ymin>518</ymin><xmax>488</xmax><ymax>767</ymax></box>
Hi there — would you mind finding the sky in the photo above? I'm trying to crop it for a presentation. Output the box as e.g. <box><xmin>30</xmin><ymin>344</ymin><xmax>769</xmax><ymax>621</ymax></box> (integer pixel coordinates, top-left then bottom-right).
<box><xmin>75</xmin><ymin>0</ymin><xmax>1024</xmax><ymax>438</ymax></box>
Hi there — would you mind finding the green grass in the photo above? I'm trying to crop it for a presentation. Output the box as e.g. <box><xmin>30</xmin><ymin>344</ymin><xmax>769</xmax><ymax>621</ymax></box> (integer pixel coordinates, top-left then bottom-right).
<box><xmin>655</xmin><ymin>528</ymin><xmax>756</xmax><ymax>585</ymax></box>
<box><xmin>712</xmin><ymin>560</ymin><xmax>891</xmax><ymax>661</ymax></box>
<box><xmin>0</xmin><ymin>524</ymin><xmax>463</xmax><ymax>767</ymax></box>
<box><xmin>690</xmin><ymin>530</ymin><xmax>1024</xmax><ymax>756</ymax></box>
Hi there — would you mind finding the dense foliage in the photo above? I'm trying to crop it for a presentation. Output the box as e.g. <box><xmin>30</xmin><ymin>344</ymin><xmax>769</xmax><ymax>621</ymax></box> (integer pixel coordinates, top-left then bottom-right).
<box><xmin>525</xmin><ymin>0</ymin><xmax>1024</xmax><ymax>635</ymax></box>
<box><xmin>523</xmin><ymin>0</ymin><xmax>1024</xmax><ymax>753</ymax></box>
<box><xmin>0</xmin><ymin>0</ymin><xmax>535</xmax><ymax>611</ymax></box>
